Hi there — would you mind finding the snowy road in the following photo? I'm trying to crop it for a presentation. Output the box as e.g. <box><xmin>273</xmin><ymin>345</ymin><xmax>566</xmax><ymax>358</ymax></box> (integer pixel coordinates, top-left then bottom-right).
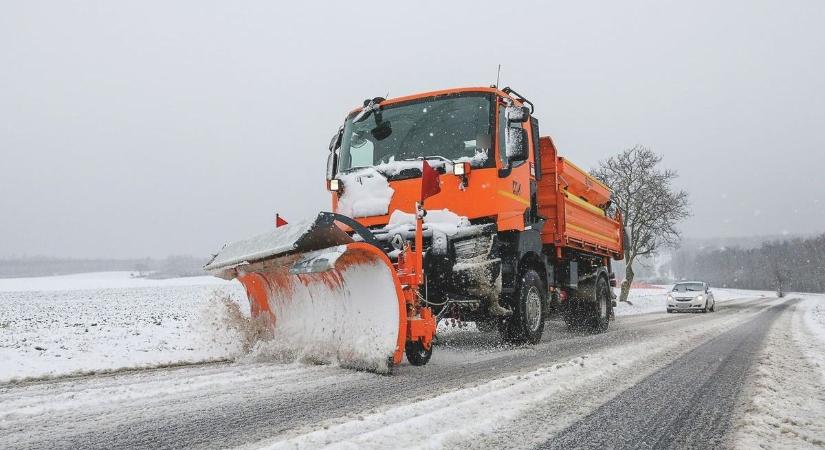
<box><xmin>1</xmin><ymin>295</ymin><xmax>822</xmax><ymax>449</ymax></box>
<box><xmin>541</xmin><ymin>300</ymin><xmax>795</xmax><ymax>449</ymax></box>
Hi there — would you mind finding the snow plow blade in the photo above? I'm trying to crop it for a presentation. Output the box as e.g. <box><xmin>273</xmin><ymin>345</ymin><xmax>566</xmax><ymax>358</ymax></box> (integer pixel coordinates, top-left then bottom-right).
<box><xmin>204</xmin><ymin>213</ymin><xmax>406</xmax><ymax>373</ymax></box>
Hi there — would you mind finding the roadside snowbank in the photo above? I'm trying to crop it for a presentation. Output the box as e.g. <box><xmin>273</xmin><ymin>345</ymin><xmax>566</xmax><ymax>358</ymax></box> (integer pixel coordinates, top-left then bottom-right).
<box><xmin>734</xmin><ymin>295</ymin><xmax>825</xmax><ymax>448</ymax></box>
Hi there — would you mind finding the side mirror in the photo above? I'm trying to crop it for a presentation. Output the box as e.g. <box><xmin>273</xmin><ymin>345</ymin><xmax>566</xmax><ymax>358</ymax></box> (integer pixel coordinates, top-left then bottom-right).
<box><xmin>505</xmin><ymin>127</ymin><xmax>528</xmax><ymax>162</ymax></box>
<box><xmin>326</xmin><ymin>151</ymin><xmax>337</xmax><ymax>181</ymax></box>
<box><xmin>328</xmin><ymin>126</ymin><xmax>343</xmax><ymax>152</ymax></box>
<box><xmin>326</xmin><ymin>127</ymin><xmax>342</xmax><ymax>181</ymax></box>
<box><xmin>505</xmin><ymin>105</ymin><xmax>529</xmax><ymax>124</ymax></box>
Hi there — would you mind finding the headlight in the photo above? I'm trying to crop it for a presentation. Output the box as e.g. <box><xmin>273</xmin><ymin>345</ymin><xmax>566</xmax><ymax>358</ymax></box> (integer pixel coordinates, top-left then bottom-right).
<box><xmin>697</xmin><ymin>295</ymin><xmax>704</xmax><ymax>301</ymax></box>
<box><xmin>667</xmin><ymin>294</ymin><xmax>673</xmax><ymax>300</ymax></box>
<box><xmin>453</xmin><ymin>162</ymin><xmax>470</xmax><ymax>176</ymax></box>
<box><xmin>328</xmin><ymin>179</ymin><xmax>341</xmax><ymax>192</ymax></box>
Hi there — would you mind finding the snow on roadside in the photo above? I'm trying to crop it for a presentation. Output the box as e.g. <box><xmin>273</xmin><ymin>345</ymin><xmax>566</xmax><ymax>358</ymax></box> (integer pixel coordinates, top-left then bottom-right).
<box><xmin>733</xmin><ymin>296</ymin><xmax>825</xmax><ymax>448</ymax></box>
<box><xmin>0</xmin><ymin>272</ymin><xmax>250</xmax><ymax>382</ymax></box>
<box><xmin>802</xmin><ymin>295</ymin><xmax>825</xmax><ymax>383</ymax></box>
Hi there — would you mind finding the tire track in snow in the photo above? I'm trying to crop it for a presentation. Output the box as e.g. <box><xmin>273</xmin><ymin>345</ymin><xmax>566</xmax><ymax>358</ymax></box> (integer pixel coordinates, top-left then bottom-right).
<box><xmin>539</xmin><ymin>300</ymin><xmax>796</xmax><ymax>450</ymax></box>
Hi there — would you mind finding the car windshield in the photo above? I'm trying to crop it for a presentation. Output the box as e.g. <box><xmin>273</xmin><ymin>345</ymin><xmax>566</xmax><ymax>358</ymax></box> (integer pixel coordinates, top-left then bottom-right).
<box><xmin>673</xmin><ymin>282</ymin><xmax>705</xmax><ymax>292</ymax></box>
<box><xmin>338</xmin><ymin>93</ymin><xmax>495</xmax><ymax>177</ymax></box>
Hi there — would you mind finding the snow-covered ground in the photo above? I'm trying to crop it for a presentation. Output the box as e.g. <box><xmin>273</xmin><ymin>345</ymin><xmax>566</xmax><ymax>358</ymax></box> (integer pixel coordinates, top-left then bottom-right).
<box><xmin>0</xmin><ymin>271</ymin><xmax>796</xmax><ymax>384</ymax></box>
<box><xmin>0</xmin><ymin>271</ymin><xmax>249</xmax><ymax>382</ymax></box>
<box><xmin>734</xmin><ymin>294</ymin><xmax>825</xmax><ymax>448</ymax></box>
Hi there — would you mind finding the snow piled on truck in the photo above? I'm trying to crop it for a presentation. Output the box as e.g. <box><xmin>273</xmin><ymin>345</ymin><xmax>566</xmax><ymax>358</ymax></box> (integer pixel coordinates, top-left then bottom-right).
<box><xmin>386</xmin><ymin>208</ymin><xmax>471</xmax><ymax>236</ymax></box>
<box><xmin>336</xmin><ymin>168</ymin><xmax>394</xmax><ymax>218</ymax></box>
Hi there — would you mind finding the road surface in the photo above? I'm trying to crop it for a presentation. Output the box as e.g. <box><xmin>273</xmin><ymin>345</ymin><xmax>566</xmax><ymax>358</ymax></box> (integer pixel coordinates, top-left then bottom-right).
<box><xmin>0</xmin><ymin>296</ymin><xmax>808</xmax><ymax>449</ymax></box>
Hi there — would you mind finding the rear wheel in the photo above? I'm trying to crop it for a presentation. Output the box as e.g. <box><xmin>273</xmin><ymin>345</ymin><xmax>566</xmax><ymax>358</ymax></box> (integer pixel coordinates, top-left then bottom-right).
<box><xmin>500</xmin><ymin>269</ymin><xmax>546</xmax><ymax>344</ymax></box>
<box><xmin>567</xmin><ymin>274</ymin><xmax>611</xmax><ymax>333</ymax></box>
<box><xmin>405</xmin><ymin>340</ymin><xmax>432</xmax><ymax>366</ymax></box>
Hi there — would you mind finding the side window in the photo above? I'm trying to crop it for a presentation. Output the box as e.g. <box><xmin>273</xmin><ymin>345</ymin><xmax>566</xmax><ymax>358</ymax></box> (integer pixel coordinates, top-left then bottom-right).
<box><xmin>348</xmin><ymin>136</ymin><xmax>375</xmax><ymax>168</ymax></box>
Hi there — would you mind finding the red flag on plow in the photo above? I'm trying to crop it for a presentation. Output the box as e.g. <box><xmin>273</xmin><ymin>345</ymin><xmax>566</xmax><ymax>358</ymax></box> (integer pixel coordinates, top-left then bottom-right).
<box><xmin>421</xmin><ymin>161</ymin><xmax>441</xmax><ymax>202</ymax></box>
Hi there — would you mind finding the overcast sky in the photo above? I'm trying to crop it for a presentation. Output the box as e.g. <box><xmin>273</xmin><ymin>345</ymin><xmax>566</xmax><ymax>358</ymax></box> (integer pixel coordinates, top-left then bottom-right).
<box><xmin>1</xmin><ymin>1</ymin><xmax>824</xmax><ymax>258</ymax></box>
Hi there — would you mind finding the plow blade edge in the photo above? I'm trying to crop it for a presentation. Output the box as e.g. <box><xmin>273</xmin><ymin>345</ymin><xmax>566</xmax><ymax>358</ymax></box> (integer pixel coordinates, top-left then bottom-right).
<box><xmin>205</xmin><ymin>215</ymin><xmax>406</xmax><ymax>372</ymax></box>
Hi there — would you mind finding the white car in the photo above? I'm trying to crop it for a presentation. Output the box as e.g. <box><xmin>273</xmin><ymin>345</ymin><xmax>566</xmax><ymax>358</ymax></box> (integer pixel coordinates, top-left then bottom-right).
<box><xmin>667</xmin><ymin>281</ymin><xmax>715</xmax><ymax>313</ymax></box>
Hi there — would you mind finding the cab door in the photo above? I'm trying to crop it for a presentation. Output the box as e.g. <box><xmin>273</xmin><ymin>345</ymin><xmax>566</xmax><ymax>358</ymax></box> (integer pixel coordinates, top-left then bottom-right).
<box><xmin>495</xmin><ymin>100</ymin><xmax>535</xmax><ymax>232</ymax></box>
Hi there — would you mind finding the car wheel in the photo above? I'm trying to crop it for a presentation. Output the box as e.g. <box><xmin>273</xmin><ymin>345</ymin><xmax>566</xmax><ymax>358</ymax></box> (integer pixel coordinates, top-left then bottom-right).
<box><xmin>702</xmin><ymin>301</ymin><xmax>708</xmax><ymax>313</ymax></box>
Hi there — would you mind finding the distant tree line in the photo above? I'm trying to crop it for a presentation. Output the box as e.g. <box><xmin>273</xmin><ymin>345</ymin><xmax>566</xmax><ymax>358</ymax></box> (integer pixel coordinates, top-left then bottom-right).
<box><xmin>671</xmin><ymin>233</ymin><xmax>825</xmax><ymax>293</ymax></box>
<box><xmin>0</xmin><ymin>255</ymin><xmax>209</xmax><ymax>279</ymax></box>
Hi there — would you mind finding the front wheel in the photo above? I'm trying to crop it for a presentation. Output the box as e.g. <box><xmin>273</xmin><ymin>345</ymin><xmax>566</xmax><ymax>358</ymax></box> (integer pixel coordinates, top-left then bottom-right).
<box><xmin>500</xmin><ymin>269</ymin><xmax>546</xmax><ymax>344</ymax></box>
<box><xmin>405</xmin><ymin>340</ymin><xmax>432</xmax><ymax>366</ymax></box>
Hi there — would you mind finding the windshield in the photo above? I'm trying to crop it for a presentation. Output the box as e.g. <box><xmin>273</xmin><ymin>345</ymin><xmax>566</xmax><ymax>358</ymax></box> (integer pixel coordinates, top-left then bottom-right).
<box><xmin>673</xmin><ymin>282</ymin><xmax>705</xmax><ymax>292</ymax></box>
<box><xmin>338</xmin><ymin>93</ymin><xmax>495</xmax><ymax>177</ymax></box>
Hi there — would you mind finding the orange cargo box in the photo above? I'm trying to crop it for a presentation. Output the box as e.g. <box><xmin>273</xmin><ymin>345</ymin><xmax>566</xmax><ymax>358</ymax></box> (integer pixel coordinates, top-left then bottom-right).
<box><xmin>537</xmin><ymin>137</ymin><xmax>624</xmax><ymax>259</ymax></box>
<box><xmin>557</xmin><ymin>157</ymin><xmax>611</xmax><ymax>207</ymax></box>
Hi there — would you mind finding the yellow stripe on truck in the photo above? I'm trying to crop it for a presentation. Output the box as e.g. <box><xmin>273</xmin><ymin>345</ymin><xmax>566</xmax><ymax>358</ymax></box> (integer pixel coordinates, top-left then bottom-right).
<box><xmin>563</xmin><ymin>191</ymin><xmax>606</xmax><ymax>217</ymax></box>
<box><xmin>497</xmin><ymin>190</ymin><xmax>531</xmax><ymax>206</ymax></box>
<box><xmin>567</xmin><ymin>223</ymin><xmax>617</xmax><ymax>242</ymax></box>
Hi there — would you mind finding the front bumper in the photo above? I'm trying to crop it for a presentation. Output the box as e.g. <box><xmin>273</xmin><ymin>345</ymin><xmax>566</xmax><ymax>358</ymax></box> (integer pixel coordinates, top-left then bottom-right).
<box><xmin>667</xmin><ymin>298</ymin><xmax>705</xmax><ymax>310</ymax></box>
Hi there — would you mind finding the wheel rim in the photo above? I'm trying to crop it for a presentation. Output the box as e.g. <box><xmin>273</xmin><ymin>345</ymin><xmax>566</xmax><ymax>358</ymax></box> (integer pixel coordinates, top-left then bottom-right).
<box><xmin>598</xmin><ymin>282</ymin><xmax>608</xmax><ymax>319</ymax></box>
<box><xmin>526</xmin><ymin>286</ymin><xmax>542</xmax><ymax>332</ymax></box>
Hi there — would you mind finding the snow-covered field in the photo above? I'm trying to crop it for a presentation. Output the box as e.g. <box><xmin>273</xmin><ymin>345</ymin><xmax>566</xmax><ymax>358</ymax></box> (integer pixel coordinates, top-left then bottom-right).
<box><xmin>0</xmin><ymin>272</ymin><xmax>249</xmax><ymax>382</ymax></box>
<box><xmin>0</xmin><ymin>271</ymin><xmax>816</xmax><ymax>387</ymax></box>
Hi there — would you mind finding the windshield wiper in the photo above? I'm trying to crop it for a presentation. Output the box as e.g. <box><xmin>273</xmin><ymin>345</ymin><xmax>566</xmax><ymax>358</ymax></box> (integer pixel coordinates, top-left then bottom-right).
<box><xmin>398</xmin><ymin>155</ymin><xmax>453</xmax><ymax>164</ymax></box>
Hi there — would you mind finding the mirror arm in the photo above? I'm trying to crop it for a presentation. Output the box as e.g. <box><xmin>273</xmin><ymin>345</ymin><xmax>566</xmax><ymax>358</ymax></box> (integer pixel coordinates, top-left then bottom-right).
<box><xmin>502</xmin><ymin>86</ymin><xmax>535</xmax><ymax>114</ymax></box>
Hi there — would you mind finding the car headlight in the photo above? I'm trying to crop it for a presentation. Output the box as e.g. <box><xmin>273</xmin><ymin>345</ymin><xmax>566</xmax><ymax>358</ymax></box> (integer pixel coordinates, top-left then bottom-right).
<box><xmin>667</xmin><ymin>294</ymin><xmax>673</xmax><ymax>301</ymax></box>
<box><xmin>697</xmin><ymin>295</ymin><xmax>704</xmax><ymax>301</ymax></box>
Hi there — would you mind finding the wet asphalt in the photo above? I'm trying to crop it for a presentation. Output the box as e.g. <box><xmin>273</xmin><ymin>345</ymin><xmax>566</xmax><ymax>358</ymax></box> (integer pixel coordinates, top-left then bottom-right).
<box><xmin>540</xmin><ymin>300</ymin><xmax>796</xmax><ymax>450</ymax></box>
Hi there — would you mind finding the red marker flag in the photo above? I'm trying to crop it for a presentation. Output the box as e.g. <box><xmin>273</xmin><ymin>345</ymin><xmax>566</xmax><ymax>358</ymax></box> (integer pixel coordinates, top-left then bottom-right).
<box><xmin>275</xmin><ymin>214</ymin><xmax>288</xmax><ymax>228</ymax></box>
<box><xmin>421</xmin><ymin>161</ymin><xmax>441</xmax><ymax>202</ymax></box>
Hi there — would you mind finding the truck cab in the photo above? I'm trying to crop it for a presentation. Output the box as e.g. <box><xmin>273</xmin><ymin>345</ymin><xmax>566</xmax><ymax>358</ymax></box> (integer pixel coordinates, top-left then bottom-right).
<box><xmin>325</xmin><ymin>86</ymin><xmax>622</xmax><ymax>343</ymax></box>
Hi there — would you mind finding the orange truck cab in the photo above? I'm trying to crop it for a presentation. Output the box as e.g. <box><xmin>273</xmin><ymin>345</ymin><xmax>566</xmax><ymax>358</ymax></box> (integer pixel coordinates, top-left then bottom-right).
<box><xmin>325</xmin><ymin>86</ymin><xmax>624</xmax><ymax>341</ymax></box>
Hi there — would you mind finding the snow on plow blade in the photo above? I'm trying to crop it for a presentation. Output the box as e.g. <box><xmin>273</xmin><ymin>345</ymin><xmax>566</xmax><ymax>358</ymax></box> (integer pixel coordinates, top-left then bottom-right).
<box><xmin>204</xmin><ymin>213</ymin><xmax>405</xmax><ymax>373</ymax></box>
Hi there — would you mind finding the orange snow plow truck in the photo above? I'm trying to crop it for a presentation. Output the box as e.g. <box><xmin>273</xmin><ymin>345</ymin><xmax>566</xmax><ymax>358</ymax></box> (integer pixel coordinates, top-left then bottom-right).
<box><xmin>205</xmin><ymin>86</ymin><xmax>624</xmax><ymax>372</ymax></box>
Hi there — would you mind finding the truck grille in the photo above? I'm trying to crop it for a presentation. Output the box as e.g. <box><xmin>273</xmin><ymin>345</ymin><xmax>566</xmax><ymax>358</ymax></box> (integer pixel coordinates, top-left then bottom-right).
<box><xmin>453</xmin><ymin>235</ymin><xmax>492</xmax><ymax>261</ymax></box>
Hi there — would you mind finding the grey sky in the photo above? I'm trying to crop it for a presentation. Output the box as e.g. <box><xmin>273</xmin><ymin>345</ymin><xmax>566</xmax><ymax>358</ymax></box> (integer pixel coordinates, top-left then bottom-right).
<box><xmin>1</xmin><ymin>1</ymin><xmax>824</xmax><ymax>258</ymax></box>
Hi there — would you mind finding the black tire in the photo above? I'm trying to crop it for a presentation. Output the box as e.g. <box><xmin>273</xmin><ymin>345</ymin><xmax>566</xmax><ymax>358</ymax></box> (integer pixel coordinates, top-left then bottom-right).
<box><xmin>590</xmin><ymin>275</ymin><xmax>611</xmax><ymax>332</ymax></box>
<box><xmin>667</xmin><ymin>309</ymin><xmax>673</xmax><ymax>314</ymax></box>
<box><xmin>710</xmin><ymin>301</ymin><xmax>715</xmax><ymax>312</ymax></box>
<box><xmin>702</xmin><ymin>301</ymin><xmax>708</xmax><ymax>313</ymax></box>
<box><xmin>567</xmin><ymin>274</ymin><xmax>611</xmax><ymax>333</ymax></box>
<box><xmin>405</xmin><ymin>340</ymin><xmax>432</xmax><ymax>366</ymax></box>
<box><xmin>500</xmin><ymin>269</ymin><xmax>546</xmax><ymax>344</ymax></box>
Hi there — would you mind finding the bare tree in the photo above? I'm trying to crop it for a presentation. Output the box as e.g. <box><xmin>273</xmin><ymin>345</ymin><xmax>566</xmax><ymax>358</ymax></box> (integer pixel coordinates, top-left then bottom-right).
<box><xmin>591</xmin><ymin>146</ymin><xmax>690</xmax><ymax>303</ymax></box>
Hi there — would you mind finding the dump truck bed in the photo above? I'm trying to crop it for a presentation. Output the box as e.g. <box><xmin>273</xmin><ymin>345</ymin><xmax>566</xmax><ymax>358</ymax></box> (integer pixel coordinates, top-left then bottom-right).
<box><xmin>537</xmin><ymin>136</ymin><xmax>624</xmax><ymax>259</ymax></box>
